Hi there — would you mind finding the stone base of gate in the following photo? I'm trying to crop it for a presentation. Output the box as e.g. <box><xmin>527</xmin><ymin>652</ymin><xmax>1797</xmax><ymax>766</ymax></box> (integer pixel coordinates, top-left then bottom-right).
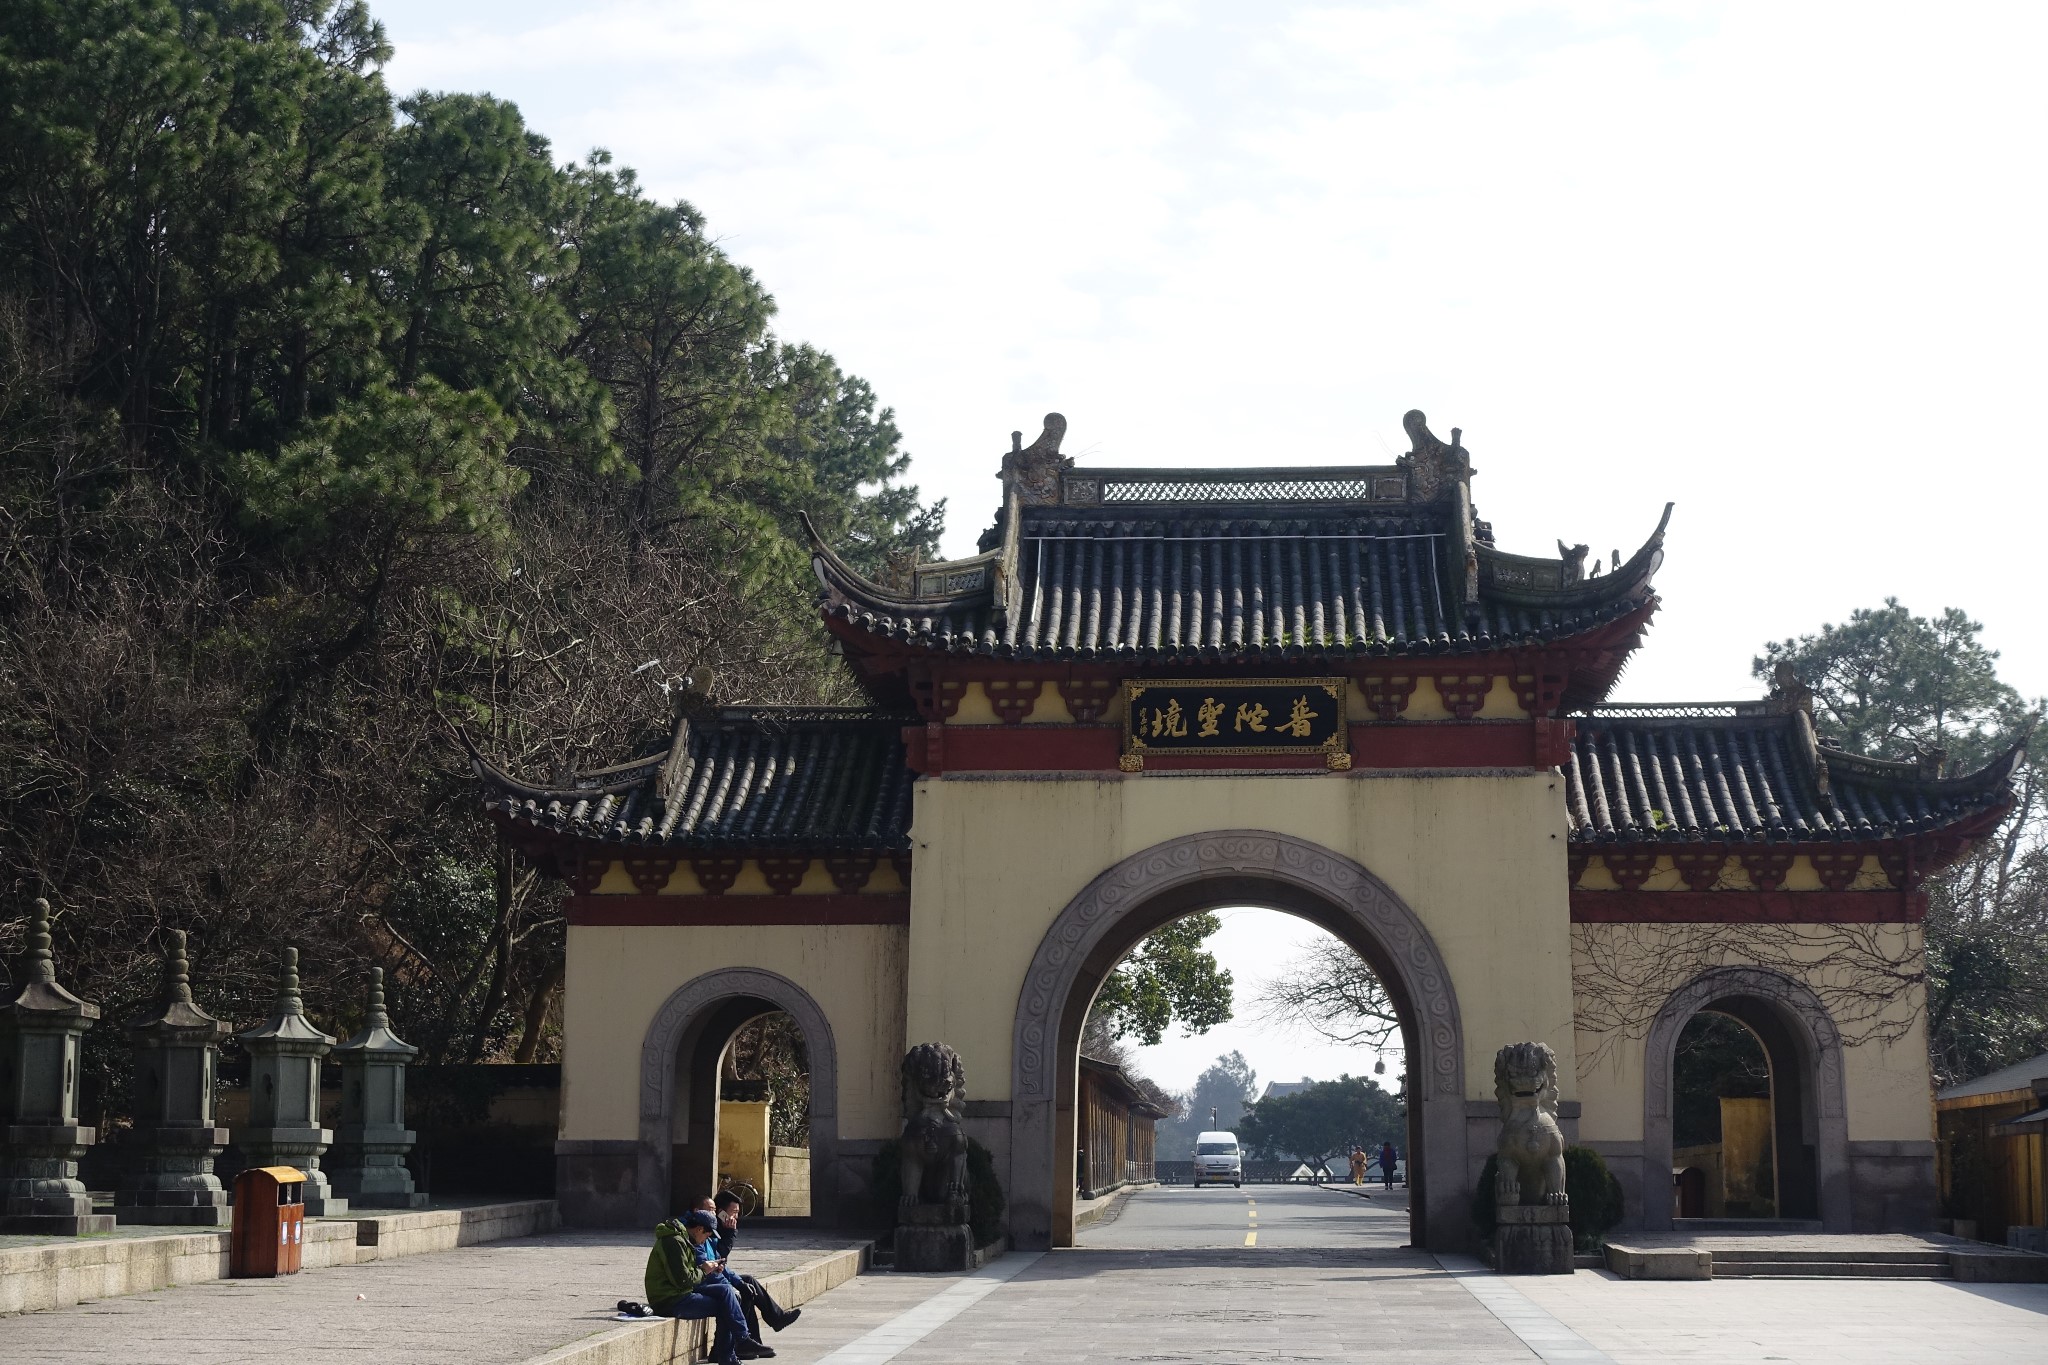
<box><xmin>1493</xmin><ymin>1204</ymin><xmax>1572</xmax><ymax>1274</ymax></box>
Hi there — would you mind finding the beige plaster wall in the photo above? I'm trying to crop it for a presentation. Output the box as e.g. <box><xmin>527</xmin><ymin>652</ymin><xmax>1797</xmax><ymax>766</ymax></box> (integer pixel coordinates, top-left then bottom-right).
<box><xmin>560</xmin><ymin>922</ymin><xmax>907</xmax><ymax>1142</ymax></box>
<box><xmin>905</xmin><ymin>770</ymin><xmax>1578</xmax><ymax>1103</ymax></box>
<box><xmin>1571</xmin><ymin>921</ymin><xmax>1934</xmax><ymax>1143</ymax></box>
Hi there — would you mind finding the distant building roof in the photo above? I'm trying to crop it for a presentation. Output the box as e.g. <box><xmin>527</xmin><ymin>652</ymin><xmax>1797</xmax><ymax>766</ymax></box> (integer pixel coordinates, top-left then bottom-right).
<box><xmin>1261</xmin><ymin>1077</ymin><xmax>1316</xmax><ymax>1102</ymax></box>
<box><xmin>1937</xmin><ymin>1051</ymin><xmax>2048</xmax><ymax>1102</ymax></box>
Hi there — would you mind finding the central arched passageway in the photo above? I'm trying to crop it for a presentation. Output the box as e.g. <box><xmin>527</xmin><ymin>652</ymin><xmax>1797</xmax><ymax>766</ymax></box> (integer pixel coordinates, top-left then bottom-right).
<box><xmin>1008</xmin><ymin>830</ymin><xmax>1470</xmax><ymax>1252</ymax></box>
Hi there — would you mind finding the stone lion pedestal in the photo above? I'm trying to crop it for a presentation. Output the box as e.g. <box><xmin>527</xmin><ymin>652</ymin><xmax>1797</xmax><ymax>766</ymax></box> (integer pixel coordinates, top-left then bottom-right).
<box><xmin>897</xmin><ymin>1204</ymin><xmax>975</xmax><ymax>1272</ymax></box>
<box><xmin>1494</xmin><ymin>1204</ymin><xmax>1572</xmax><ymax>1274</ymax></box>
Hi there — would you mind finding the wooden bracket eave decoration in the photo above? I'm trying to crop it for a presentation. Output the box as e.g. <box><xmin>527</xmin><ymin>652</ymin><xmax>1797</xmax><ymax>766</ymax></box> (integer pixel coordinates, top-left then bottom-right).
<box><xmin>1878</xmin><ymin>843</ymin><xmax>1925</xmax><ymax>892</ymax></box>
<box><xmin>1808</xmin><ymin>849</ymin><xmax>1864</xmax><ymax>891</ymax></box>
<box><xmin>907</xmin><ymin>666</ymin><xmax>968</xmax><ymax>721</ymax></box>
<box><xmin>985</xmin><ymin>678</ymin><xmax>1044</xmax><ymax>724</ymax></box>
<box><xmin>1058</xmin><ymin>677</ymin><xmax>1117</xmax><ymax>723</ymax></box>
<box><xmin>1360</xmin><ymin>674</ymin><xmax>1417</xmax><ymax>722</ymax></box>
<box><xmin>758</xmin><ymin>855</ymin><xmax>811</xmax><ymax>895</ymax></box>
<box><xmin>1601</xmin><ymin>849</ymin><xmax>1660</xmax><ymax>892</ymax></box>
<box><xmin>1432</xmin><ymin>674</ymin><xmax>1492</xmax><ymax>721</ymax></box>
<box><xmin>824</xmin><ymin>852</ymin><xmax>878</xmax><ymax>894</ymax></box>
<box><xmin>1669</xmin><ymin>849</ymin><xmax>1726</xmax><ymax>892</ymax></box>
<box><xmin>688</xmin><ymin>854</ymin><xmax>744</xmax><ymax>896</ymax></box>
<box><xmin>622</xmin><ymin>854</ymin><xmax>678</xmax><ymax>896</ymax></box>
<box><xmin>1512</xmin><ymin>667</ymin><xmax>1570</xmax><ymax>718</ymax></box>
<box><xmin>1739</xmin><ymin>850</ymin><xmax>1796</xmax><ymax>892</ymax></box>
<box><xmin>888</xmin><ymin>850</ymin><xmax>913</xmax><ymax>885</ymax></box>
<box><xmin>562</xmin><ymin>851</ymin><xmax>610</xmax><ymax>895</ymax></box>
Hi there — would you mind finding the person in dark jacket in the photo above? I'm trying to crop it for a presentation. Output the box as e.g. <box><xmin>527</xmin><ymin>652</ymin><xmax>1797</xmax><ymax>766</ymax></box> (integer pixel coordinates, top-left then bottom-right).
<box><xmin>698</xmin><ymin>1191</ymin><xmax>801</xmax><ymax>1341</ymax></box>
<box><xmin>1380</xmin><ymin>1141</ymin><xmax>1399</xmax><ymax>1190</ymax></box>
<box><xmin>643</xmin><ymin>1211</ymin><xmax>764</xmax><ymax>1363</ymax></box>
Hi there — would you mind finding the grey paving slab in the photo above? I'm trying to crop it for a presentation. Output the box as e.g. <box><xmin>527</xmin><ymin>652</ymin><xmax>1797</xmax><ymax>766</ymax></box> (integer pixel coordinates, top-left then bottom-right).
<box><xmin>0</xmin><ymin>1227</ymin><xmax>865</xmax><ymax>1365</ymax></box>
<box><xmin>1515</xmin><ymin>1266</ymin><xmax>2048</xmax><ymax>1365</ymax></box>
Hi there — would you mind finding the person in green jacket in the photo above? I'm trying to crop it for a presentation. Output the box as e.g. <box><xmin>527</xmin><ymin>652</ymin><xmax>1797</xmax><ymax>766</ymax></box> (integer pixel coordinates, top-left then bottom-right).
<box><xmin>645</xmin><ymin>1211</ymin><xmax>761</xmax><ymax>1362</ymax></box>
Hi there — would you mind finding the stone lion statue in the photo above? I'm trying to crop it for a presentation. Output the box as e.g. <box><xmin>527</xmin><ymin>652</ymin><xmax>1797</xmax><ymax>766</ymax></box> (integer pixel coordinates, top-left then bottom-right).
<box><xmin>1493</xmin><ymin>1041</ymin><xmax>1568</xmax><ymax>1208</ymax></box>
<box><xmin>898</xmin><ymin>1042</ymin><xmax>970</xmax><ymax>1222</ymax></box>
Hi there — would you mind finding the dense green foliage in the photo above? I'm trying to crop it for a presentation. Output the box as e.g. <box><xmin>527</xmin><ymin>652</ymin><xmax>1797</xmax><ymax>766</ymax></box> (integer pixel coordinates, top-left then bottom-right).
<box><xmin>1086</xmin><ymin>912</ymin><xmax>1235</xmax><ymax>1048</ymax></box>
<box><xmin>0</xmin><ymin>0</ymin><xmax>940</xmax><ymax>1118</ymax></box>
<box><xmin>1471</xmin><ymin>1147</ymin><xmax>1624</xmax><ymax>1250</ymax></box>
<box><xmin>1756</xmin><ymin>602</ymin><xmax>2045</xmax><ymax>1084</ymax></box>
<box><xmin>1238</xmin><ymin>1074</ymin><xmax>1404</xmax><ymax>1171</ymax></box>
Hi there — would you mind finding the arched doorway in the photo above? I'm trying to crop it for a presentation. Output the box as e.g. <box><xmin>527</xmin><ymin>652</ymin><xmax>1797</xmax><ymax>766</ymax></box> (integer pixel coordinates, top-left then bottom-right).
<box><xmin>1642</xmin><ymin>966</ymin><xmax>1849</xmax><ymax>1231</ymax></box>
<box><xmin>1010</xmin><ymin>831</ymin><xmax>1467</xmax><ymax>1251</ymax></box>
<box><xmin>636</xmin><ymin>968</ymin><xmax>840</xmax><ymax>1226</ymax></box>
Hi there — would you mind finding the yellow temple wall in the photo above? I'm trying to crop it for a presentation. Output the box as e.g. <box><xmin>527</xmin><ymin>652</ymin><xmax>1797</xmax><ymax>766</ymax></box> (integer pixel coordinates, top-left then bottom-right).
<box><xmin>559</xmin><ymin>921</ymin><xmax>908</xmax><ymax>1143</ymax></box>
<box><xmin>1570</xmin><ymin>921</ymin><xmax>1934</xmax><ymax>1143</ymax></box>
<box><xmin>904</xmin><ymin>770</ymin><xmax>1577</xmax><ymax>1104</ymax></box>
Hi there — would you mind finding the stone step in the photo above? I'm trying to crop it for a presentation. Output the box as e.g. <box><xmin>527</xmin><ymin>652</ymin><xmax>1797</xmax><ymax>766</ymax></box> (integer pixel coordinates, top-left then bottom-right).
<box><xmin>1674</xmin><ymin>1217</ymin><xmax>1824</xmax><ymax>1234</ymax></box>
<box><xmin>1712</xmin><ymin>1248</ymin><xmax>1957</xmax><ymax>1264</ymax></box>
<box><xmin>1714</xmin><ymin>1258</ymin><xmax>1952</xmax><ymax>1279</ymax></box>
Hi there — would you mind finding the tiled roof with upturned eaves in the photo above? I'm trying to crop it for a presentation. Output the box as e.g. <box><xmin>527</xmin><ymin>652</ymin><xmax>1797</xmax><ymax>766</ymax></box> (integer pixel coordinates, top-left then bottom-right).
<box><xmin>814</xmin><ymin>506</ymin><xmax>1664</xmax><ymax>662</ymax></box>
<box><xmin>473</xmin><ymin>708</ymin><xmax>914</xmax><ymax>852</ymax></box>
<box><xmin>1566</xmin><ymin>706</ymin><xmax>2021</xmax><ymax>845</ymax></box>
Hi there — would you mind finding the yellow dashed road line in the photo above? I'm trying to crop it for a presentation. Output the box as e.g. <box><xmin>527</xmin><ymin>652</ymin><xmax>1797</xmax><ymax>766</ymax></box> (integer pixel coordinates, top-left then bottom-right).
<box><xmin>1244</xmin><ymin>1230</ymin><xmax>1258</xmax><ymax>1246</ymax></box>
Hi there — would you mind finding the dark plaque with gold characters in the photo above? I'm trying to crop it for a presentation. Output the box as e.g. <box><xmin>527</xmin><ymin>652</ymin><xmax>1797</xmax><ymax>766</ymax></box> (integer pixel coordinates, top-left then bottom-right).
<box><xmin>1122</xmin><ymin>679</ymin><xmax>1349</xmax><ymax>770</ymax></box>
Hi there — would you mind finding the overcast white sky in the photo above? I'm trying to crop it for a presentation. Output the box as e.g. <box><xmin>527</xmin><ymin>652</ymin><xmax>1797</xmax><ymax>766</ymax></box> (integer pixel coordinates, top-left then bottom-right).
<box><xmin>379</xmin><ymin>1</ymin><xmax>2047</xmax><ymax>1093</ymax></box>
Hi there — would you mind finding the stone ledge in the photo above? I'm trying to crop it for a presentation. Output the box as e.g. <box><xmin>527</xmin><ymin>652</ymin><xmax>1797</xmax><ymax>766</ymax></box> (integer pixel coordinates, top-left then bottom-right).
<box><xmin>353</xmin><ymin>1199</ymin><xmax>560</xmax><ymax>1261</ymax></box>
<box><xmin>0</xmin><ymin>1200</ymin><xmax>558</xmax><ymax>1315</ymax></box>
<box><xmin>1605</xmin><ymin>1245</ymin><xmax>1713</xmax><ymax>1280</ymax></box>
<box><xmin>520</xmin><ymin>1244</ymin><xmax>868</xmax><ymax>1365</ymax></box>
<box><xmin>1951</xmin><ymin>1250</ymin><xmax>2048</xmax><ymax>1283</ymax></box>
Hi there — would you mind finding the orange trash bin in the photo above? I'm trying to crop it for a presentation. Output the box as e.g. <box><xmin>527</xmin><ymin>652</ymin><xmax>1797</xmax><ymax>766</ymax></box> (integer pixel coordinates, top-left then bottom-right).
<box><xmin>231</xmin><ymin>1166</ymin><xmax>307</xmax><ymax>1277</ymax></box>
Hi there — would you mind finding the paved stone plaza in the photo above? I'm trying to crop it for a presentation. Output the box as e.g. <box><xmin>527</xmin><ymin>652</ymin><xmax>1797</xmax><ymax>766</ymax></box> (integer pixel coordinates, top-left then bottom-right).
<box><xmin>0</xmin><ymin>1227</ymin><xmax>863</xmax><ymax>1365</ymax></box>
<box><xmin>3</xmin><ymin>1190</ymin><xmax>2046</xmax><ymax>1362</ymax></box>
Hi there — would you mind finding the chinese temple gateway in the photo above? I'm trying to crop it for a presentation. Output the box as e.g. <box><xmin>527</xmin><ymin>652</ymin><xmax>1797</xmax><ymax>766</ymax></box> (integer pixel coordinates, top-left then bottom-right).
<box><xmin>475</xmin><ymin>411</ymin><xmax>2022</xmax><ymax>1251</ymax></box>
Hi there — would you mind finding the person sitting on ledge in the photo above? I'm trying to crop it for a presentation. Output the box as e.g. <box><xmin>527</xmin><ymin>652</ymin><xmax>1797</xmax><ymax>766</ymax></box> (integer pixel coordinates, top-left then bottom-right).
<box><xmin>701</xmin><ymin>1191</ymin><xmax>802</xmax><ymax>1343</ymax></box>
<box><xmin>644</xmin><ymin>1211</ymin><xmax>766</xmax><ymax>1363</ymax></box>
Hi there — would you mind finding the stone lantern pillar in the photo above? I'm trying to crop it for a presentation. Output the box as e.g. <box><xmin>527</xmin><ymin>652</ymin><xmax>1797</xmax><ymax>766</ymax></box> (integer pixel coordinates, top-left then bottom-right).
<box><xmin>0</xmin><ymin>899</ymin><xmax>113</xmax><ymax>1234</ymax></box>
<box><xmin>328</xmin><ymin>968</ymin><xmax>425</xmax><ymax>1208</ymax></box>
<box><xmin>235</xmin><ymin>947</ymin><xmax>346</xmax><ymax>1217</ymax></box>
<box><xmin>118</xmin><ymin>930</ymin><xmax>233</xmax><ymax>1225</ymax></box>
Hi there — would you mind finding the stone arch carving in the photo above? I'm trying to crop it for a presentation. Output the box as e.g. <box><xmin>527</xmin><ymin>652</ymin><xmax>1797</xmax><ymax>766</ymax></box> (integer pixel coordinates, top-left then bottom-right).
<box><xmin>635</xmin><ymin>967</ymin><xmax>839</xmax><ymax>1226</ymax></box>
<box><xmin>1641</xmin><ymin>965</ymin><xmax>1849</xmax><ymax>1231</ymax></box>
<box><xmin>1008</xmin><ymin>830</ymin><xmax>1469</xmax><ymax>1250</ymax></box>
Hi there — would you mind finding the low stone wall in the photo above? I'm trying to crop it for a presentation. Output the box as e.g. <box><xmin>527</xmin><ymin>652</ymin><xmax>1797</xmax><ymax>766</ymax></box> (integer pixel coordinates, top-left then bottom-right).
<box><xmin>0</xmin><ymin>1199</ymin><xmax>558</xmax><ymax>1316</ymax></box>
<box><xmin>521</xmin><ymin>1244</ymin><xmax>868</xmax><ymax>1365</ymax></box>
<box><xmin>766</xmin><ymin>1145</ymin><xmax>811</xmax><ymax>1217</ymax></box>
<box><xmin>354</xmin><ymin>1200</ymin><xmax>561</xmax><ymax>1261</ymax></box>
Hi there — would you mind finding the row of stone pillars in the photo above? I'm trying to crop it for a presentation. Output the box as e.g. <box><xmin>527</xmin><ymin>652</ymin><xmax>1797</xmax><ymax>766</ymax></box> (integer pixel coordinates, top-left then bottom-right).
<box><xmin>0</xmin><ymin>900</ymin><xmax>425</xmax><ymax>1235</ymax></box>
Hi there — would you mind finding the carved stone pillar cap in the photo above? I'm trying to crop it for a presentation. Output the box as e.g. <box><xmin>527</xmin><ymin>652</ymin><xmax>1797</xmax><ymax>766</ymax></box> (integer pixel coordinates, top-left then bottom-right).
<box><xmin>236</xmin><ymin>946</ymin><xmax>335</xmax><ymax>1047</ymax></box>
<box><xmin>129</xmin><ymin>930</ymin><xmax>231</xmax><ymax>1042</ymax></box>
<box><xmin>1</xmin><ymin>899</ymin><xmax>99</xmax><ymax>1021</ymax></box>
<box><xmin>333</xmin><ymin>968</ymin><xmax>417</xmax><ymax>1058</ymax></box>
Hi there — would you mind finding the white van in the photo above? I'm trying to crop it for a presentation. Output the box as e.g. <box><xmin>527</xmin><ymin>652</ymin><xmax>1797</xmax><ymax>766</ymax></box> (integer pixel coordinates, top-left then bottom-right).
<box><xmin>1193</xmin><ymin>1130</ymin><xmax>1242</xmax><ymax>1187</ymax></box>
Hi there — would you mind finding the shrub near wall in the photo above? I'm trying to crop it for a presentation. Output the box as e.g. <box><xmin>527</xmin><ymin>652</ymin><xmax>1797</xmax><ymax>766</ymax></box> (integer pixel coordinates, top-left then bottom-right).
<box><xmin>1471</xmin><ymin>1147</ymin><xmax>1624</xmax><ymax>1251</ymax></box>
<box><xmin>869</xmin><ymin>1139</ymin><xmax>1006</xmax><ymax>1247</ymax></box>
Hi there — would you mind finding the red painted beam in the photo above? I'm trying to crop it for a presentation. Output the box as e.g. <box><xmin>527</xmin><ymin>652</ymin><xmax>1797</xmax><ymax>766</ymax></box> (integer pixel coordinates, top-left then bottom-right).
<box><xmin>1569</xmin><ymin>889</ymin><xmax>1926</xmax><ymax>923</ymax></box>
<box><xmin>567</xmin><ymin>894</ymin><xmax>910</xmax><ymax>926</ymax></box>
